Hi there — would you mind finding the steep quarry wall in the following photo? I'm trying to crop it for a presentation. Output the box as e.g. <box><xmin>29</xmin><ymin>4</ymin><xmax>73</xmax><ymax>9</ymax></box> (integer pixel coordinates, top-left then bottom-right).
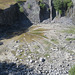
<box><xmin>0</xmin><ymin>0</ymin><xmax>75</xmax><ymax>25</ymax></box>
<box><xmin>22</xmin><ymin>0</ymin><xmax>40</xmax><ymax>24</ymax></box>
<box><xmin>72</xmin><ymin>0</ymin><xmax>75</xmax><ymax>24</ymax></box>
<box><xmin>22</xmin><ymin>0</ymin><xmax>50</xmax><ymax>23</ymax></box>
<box><xmin>0</xmin><ymin>4</ymin><xmax>19</xmax><ymax>25</ymax></box>
<box><xmin>72</xmin><ymin>0</ymin><xmax>75</xmax><ymax>16</ymax></box>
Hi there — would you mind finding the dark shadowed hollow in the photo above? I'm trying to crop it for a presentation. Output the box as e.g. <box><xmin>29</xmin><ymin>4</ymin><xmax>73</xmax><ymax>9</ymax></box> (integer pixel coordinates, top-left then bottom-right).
<box><xmin>0</xmin><ymin>3</ymin><xmax>33</xmax><ymax>40</ymax></box>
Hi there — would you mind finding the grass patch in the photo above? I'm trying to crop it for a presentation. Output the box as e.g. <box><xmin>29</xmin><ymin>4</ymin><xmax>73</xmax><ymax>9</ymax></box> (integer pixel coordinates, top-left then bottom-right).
<box><xmin>62</xmin><ymin>27</ymin><xmax>75</xmax><ymax>34</ymax></box>
<box><xmin>34</xmin><ymin>51</ymin><xmax>39</xmax><ymax>54</ymax></box>
<box><xmin>69</xmin><ymin>65</ymin><xmax>75</xmax><ymax>75</ymax></box>
<box><xmin>0</xmin><ymin>0</ymin><xmax>16</xmax><ymax>9</ymax></box>
<box><xmin>31</xmin><ymin>32</ymin><xmax>44</xmax><ymax>35</ymax></box>
<box><xmin>66</xmin><ymin>50</ymin><xmax>75</xmax><ymax>55</ymax></box>
<box><xmin>29</xmin><ymin>26</ymin><xmax>40</xmax><ymax>31</ymax></box>
<box><xmin>15</xmin><ymin>0</ymin><xmax>26</xmax><ymax>2</ymax></box>
<box><xmin>66</xmin><ymin>38</ymin><xmax>75</xmax><ymax>41</ymax></box>
<box><xmin>43</xmin><ymin>40</ymin><xmax>51</xmax><ymax>50</ymax></box>
<box><xmin>33</xmin><ymin>28</ymin><xmax>49</xmax><ymax>32</ymax></box>
<box><xmin>34</xmin><ymin>45</ymin><xmax>40</xmax><ymax>49</ymax></box>
<box><xmin>44</xmin><ymin>53</ymin><xmax>50</xmax><ymax>58</ymax></box>
<box><xmin>51</xmin><ymin>39</ymin><xmax>59</xmax><ymax>44</ymax></box>
<box><xmin>60</xmin><ymin>46</ymin><xmax>75</xmax><ymax>55</ymax></box>
<box><xmin>11</xmin><ymin>51</ymin><xmax>16</xmax><ymax>56</ymax></box>
<box><xmin>15</xmin><ymin>26</ymin><xmax>48</xmax><ymax>43</ymax></box>
<box><xmin>43</xmin><ymin>40</ymin><xmax>51</xmax><ymax>45</ymax></box>
<box><xmin>27</xmin><ymin>50</ymin><xmax>33</xmax><ymax>55</ymax></box>
<box><xmin>41</xmin><ymin>35</ymin><xmax>48</xmax><ymax>39</ymax></box>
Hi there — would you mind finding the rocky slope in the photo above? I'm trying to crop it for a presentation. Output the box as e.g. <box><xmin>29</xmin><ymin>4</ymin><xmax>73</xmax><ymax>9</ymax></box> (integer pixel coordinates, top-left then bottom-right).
<box><xmin>0</xmin><ymin>0</ymin><xmax>75</xmax><ymax>74</ymax></box>
<box><xmin>0</xmin><ymin>23</ymin><xmax>75</xmax><ymax>75</ymax></box>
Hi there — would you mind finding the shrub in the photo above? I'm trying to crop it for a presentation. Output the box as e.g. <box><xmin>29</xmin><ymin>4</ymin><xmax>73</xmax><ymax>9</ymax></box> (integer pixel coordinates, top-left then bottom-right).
<box><xmin>53</xmin><ymin>0</ymin><xmax>62</xmax><ymax>11</ymax></box>
<box><xmin>15</xmin><ymin>0</ymin><xmax>26</xmax><ymax>12</ymax></box>
<box><xmin>53</xmin><ymin>0</ymin><xmax>73</xmax><ymax>16</ymax></box>
<box><xmin>40</xmin><ymin>0</ymin><xmax>43</xmax><ymax>3</ymax></box>
<box><xmin>53</xmin><ymin>0</ymin><xmax>73</xmax><ymax>10</ymax></box>
<box><xmin>59</xmin><ymin>10</ymin><xmax>62</xmax><ymax>15</ymax></box>
<box><xmin>19</xmin><ymin>6</ymin><xmax>24</xmax><ymax>12</ymax></box>
<box><xmin>69</xmin><ymin>65</ymin><xmax>75</xmax><ymax>75</ymax></box>
<box><xmin>63</xmin><ymin>0</ymin><xmax>73</xmax><ymax>9</ymax></box>
<box><xmin>40</xmin><ymin>3</ymin><xmax>45</xmax><ymax>9</ymax></box>
<box><xmin>67</xmin><ymin>1</ymin><xmax>73</xmax><ymax>8</ymax></box>
<box><xmin>28</xmin><ymin>4</ymin><xmax>31</xmax><ymax>9</ymax></box>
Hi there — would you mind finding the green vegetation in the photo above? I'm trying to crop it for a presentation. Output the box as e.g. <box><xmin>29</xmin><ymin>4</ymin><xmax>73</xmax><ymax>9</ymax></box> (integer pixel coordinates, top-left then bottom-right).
<box><xmin>15</xmin><ymin>0</ymin><xmax>26</xmax><ymax>2</ymax></box>
<box><xmin>15</xmin><ymin>26</ymin><xmax>48</xmax><ymax>43</ymax></box>
<box><xmin>53</xmin><ymin>0</ymin><xmax>73</xmax><ymax>16</ymax></box>
<box><xmin>69</xmin><ymin>65</ymin><xmax>75</xmax><ymax>75</ymax></box>
<box><xmin>34</xmin><ymin>45</ymin><xmax>39</xmax><ymax>49</ymax></box>
<box><xmin>14</xmin><ymin>0</ymin><xmax>27</xmax><ymax>13</ymax></box>
<box><xmin>63</xmin><ymin>0</ymin><xmax>73</xmax><ymax>9</ymax></box>
<box><xmin>19</xmin><ymin>6</ymin><xmax>24</xmax><ymax>12</ymax></box>
<box><xmin>15</xmin><ymin>0</ymin><xmax>27</xmax><ymax>12</ymax></box>
<box><xmin>11</xmin><ymin>51</ymin><xmax>16</xmax><ymax>56</ymax></box>
<box><xmin>59</xmin><ymin>10</ymin><xmax>62</xmax><ymax>15</ymax></box>
<box><xmin>39</xmin><ymin>0</ymin><xmax>46</xmax><ymax>9</ymax></box>
<box><xmin>33</xmin><ymin>28</ymin><xmax>48</xmax><ymax>32</ymax></box>
<box><xmin>67</xmin><ymin>50</ymin><xmax>75</xmax><ymax>55</ymax></box>
<box><xmin>51</xmin><ymin>39</ymin><xmax>59</xmax><ymax>44</ymax></box>
<box><xmin>43</xmin><ymin>40</ymin><xmax>51</xmax><ymax>50</ymax></box>
<box><xmin>40</xmin><ymin>3</ymin><xmax>46</xmax><ymax>9</ymax></box>
<box><xmin>28</xmin><ymin>4</ymin><xmax>31</xmax><ymax>9</ymax></box>
<box><xmin>39</xmin><ymin>0</ymin><xmax>43</xmax><ymax>2</ymax></box>
<box><xmin>66</xmin><ymin>38</ymin><xmax>75</xmax><ymax>41</ymax></box>
<box><xmin>62</xmin><ymin>27</ymin><xmax>75</xmax><ymax>34</ymax></box>
<box><xmin>43</xmin><ymin>40</ymin><xmax>51</xmax><ymax>45</ymax></box>
<box><xmin>64</xmin><ymin>29</ymin><xmax>75</xmax><ymax>34</ymax></box>
<box><xmin>53</xmin><ymin>0</ymin><xmax>62</xmax><ymax>11</ymax></box>
<box><xmin>44</xmin><ymin>53</ymin><xmax>50</xmax><ymax>58</ymax></box>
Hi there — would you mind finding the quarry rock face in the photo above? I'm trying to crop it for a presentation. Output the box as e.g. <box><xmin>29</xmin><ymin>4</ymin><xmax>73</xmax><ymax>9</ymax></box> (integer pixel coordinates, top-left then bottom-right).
<box><xmin>22</xmin><ymin>0</ymin><xmax>40</xmax><ymax>24</ymax></box>
<box><xmin>22</xmin><ymin>0</ymin><xmax>51</xmax><ymax>23</ymax></box>
<box><xmin>72</xmin><ymin>0</ymin><xmax>75</xmax><ymax>25</ymax></box>
<box><xmin>0</xmin><ymin>0</ymin><xmax>75</xmax><ymax>25</ymax></box>
<box><xmin>0</xmin><ymin>4</ymin><xmax>19</xmax><ymax>25</ymax></box>
<box><xmin>39</xmin><ymin>0</ymin><xmax>50</xmax><ymax>22</ymax></box>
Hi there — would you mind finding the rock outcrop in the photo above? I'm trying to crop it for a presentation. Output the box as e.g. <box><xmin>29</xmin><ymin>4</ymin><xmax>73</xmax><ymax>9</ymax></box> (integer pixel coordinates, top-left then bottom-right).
<box><xmin>22</xmin><ymin>0</ymin><xmax>40</xmax><ymax>24</ymax></box>
<box><xmin>72</xmin><ymin>0</ymin><xmax>75</xmax><ymax>25</ymax></box>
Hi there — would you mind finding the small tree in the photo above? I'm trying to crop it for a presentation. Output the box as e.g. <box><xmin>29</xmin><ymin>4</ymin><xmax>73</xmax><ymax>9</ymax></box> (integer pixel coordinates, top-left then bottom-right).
<box><xmin>63</xmin><ymin>0</ymin><xmax>73</xmax><ymax>9</ymax></box>
<box><xmin>53</xmin><ymin>0</ymin><xmax>62</xmax><ymax>17</ymax></box>
<box><xmin>15</xmin><ymin>0</ymin><xmax>26</xmax><ymax>12</ymax></box>
<box><xmin>53</xmin><ymin>0</ymin><xmax>62</xmax><ymax>11</ymax></box>
<box><xmin>53</xmin><ymin>0</ymin><xmax>73</xmax><ymax>17</ymax></box>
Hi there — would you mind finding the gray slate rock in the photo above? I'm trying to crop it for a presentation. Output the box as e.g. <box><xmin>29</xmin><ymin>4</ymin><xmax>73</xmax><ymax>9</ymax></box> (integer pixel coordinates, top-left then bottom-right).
<box><xmin>23</xmin><ymin>0</ymin><xmax>40</xmax><ymax>24</ymax></box>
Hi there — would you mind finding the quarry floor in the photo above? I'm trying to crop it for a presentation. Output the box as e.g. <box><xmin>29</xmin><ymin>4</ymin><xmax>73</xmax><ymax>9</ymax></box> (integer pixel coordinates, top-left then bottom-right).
<box><xmin>0</xmin><ymin>23</ymin><xmax>75</xmax><ymax>75</ymax></box>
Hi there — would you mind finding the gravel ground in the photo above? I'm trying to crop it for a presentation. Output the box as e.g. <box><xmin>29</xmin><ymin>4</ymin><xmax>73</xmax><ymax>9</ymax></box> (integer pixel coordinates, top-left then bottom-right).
<box><xmin>0</xmin><ymin>23</ymin><xmax>75</xmax><ymax>75</ymax></box>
